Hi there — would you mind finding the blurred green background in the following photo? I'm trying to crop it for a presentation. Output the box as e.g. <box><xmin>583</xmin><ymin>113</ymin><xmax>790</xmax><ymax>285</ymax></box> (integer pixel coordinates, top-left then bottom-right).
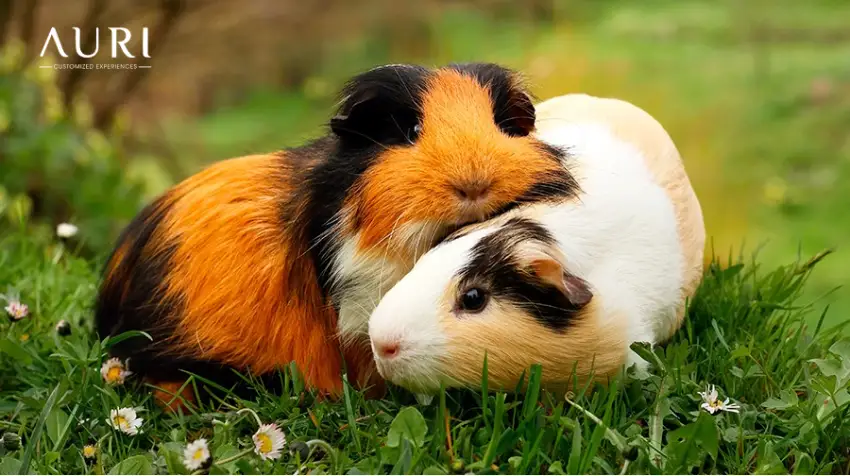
<box><xmin>1</xmin><ymin>0</ymin><xmax>848</xmax><ymax>324</ymax></box>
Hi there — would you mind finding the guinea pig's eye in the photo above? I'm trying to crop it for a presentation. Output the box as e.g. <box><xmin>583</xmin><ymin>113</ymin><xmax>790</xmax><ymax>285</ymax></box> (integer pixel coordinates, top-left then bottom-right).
<box><xmin>457</xmin><ymin>287</ymin><xmax>489</xmax><ymax>313</ymax></box>
<box><xmin>410</xmin><ymin>123</ymin><xmax>422</xmax><ymax>141</ymax></box>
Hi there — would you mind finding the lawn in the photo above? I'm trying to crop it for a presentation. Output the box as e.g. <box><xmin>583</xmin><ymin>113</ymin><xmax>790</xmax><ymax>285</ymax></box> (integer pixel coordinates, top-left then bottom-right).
<box><xmin>1</xmin><ymin>221</ymin><xmax>850</xmax><ymax>474</ymax></box>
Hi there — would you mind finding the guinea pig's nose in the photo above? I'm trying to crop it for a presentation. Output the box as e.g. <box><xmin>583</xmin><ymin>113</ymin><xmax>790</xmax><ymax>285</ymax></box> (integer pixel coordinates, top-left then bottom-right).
<box><xmin>454</xmin><ymin>180</ymin><xmax>491</xmax><ymax>202</ymax></box>
<box><xmin>375</xmin><ymin>340</ymin><xmax>402</xmax><ymax>359</ymax></box>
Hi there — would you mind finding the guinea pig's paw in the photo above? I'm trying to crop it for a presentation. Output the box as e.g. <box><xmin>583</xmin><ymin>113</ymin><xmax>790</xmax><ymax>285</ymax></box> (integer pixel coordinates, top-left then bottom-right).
<box><xmin>414</xmin><ymin>392</ymin><xmax>435</xmax><ymax>406</ymax></box>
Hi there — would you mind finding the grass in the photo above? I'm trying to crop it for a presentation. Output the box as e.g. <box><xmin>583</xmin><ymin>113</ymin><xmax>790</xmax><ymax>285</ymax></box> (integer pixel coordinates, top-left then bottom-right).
<box><xmin>2</xmin><ymin>221</ymin><xmax>850</xmax><ymax>474</ymax></box>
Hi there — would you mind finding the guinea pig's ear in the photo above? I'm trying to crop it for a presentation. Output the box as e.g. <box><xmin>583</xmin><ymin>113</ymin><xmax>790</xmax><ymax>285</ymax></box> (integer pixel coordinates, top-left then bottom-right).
<box><xmin>493</xmin><ymin>86</ymin><xmax>536</xmax><ymax>138</ymax></box>
<box><xmin>529</xmin><ymin>257</ymin><xmax>593</xmax><ymax>310</ymax></box>
<box><xmin>329</xmin><ymin>91</ymin><xmax>377</xmax><ymax>133</ymax></box>
<box><xmin>448</xmin><ymin>62</ymin><xmax>536</xmax><ymax>137</ymax></box>
<box><xmin>330</xmin><ymin>64</ymin><xmax>429</xmax><ymax>148</ymax></box>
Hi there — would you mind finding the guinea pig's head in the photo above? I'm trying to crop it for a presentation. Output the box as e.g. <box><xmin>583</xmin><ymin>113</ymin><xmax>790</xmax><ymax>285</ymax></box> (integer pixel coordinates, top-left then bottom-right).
<box><xmin>327</xmin><ymin>63</ymin><xmax>579</xmax><ymax>262</ymax></box>
<box><xmin>367</xmin><ymin>215</ymin><xmax>622</xmax><ymax>394</ymax></box>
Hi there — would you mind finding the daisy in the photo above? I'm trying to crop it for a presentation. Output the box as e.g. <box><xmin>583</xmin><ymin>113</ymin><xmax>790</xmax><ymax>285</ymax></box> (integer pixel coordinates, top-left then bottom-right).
<box><xmin>698</xmin><ymin>384</ymin><xmax>741</xmax><ymax>414</ymax></box>
<box><xmin>253</xmin><ymin>423</ymin><xmax>286</xmax><ymax>460</ymax></box>
<box><xmin>56</xmin><ymin>223</ymin><xmax>79</xmax><ymax>238</ymax></box>
<box><xmin>82</xmin><ymin>444</ymin><xmax>97</xmax><ymax>462</ymax></box>
<box><xmin>4</xmin><ymin>301</ymin><xmax>28</xmax><ymax>320</ymax></box>
<box><xmin>183</xmin><ymin>438</ymin><xmax>211</xmax><ymax>471</ymax></box>
<box><xmin>101</xmin><ymin>357</ymin><xmax>133</xmax><ymax>385</ymax></box>
<box><xmin>107</xmin><ymin>407</ymin><xmax>143</xmax><ymax>435</ymax></box>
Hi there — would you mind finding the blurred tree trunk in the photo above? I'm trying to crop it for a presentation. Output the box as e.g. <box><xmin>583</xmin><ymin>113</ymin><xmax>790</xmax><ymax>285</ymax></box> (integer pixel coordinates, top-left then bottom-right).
<box><xmin>20</xmin><ymin>0</ymin><xmax>38</xmax><ymax>61</ymax></box>
<box><xmin>62</xmin><ymin>0</ymin><xmax>107</xmax><ymax>111</ymax></box>
<box><xmin>94</xmin><ymin>0</ymin><xmax>184</xmax><ymax>129</ymax></box>
<box><xmin>0</xmin><ymin>0</ymin><xmax>11</xmax><ymax>48</ymax></box>
<box><xmin>530</xmin><ymin>0</ymin><xmax>555</xmax><ymax>25</ymax></box>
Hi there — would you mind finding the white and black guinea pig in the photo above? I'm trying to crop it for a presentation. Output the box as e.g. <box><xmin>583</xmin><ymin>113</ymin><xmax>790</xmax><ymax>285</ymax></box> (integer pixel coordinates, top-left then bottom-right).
<box><xmin>367</xmin><ymin>93</ymin><xmax>706</xmax><ymax>394</ymax></box>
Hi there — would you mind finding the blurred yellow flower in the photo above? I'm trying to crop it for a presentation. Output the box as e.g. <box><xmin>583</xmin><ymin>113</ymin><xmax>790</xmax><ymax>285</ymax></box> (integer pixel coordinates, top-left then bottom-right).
<box><xmin>0</xmin><ymin>106</ymin><xmax>9</xmax><ymax>133</ymax></box>
<box><xmin>73</xmin><ymin>98</ymin><xmax>94</xmax><ymax>129</ymax></box>
<box><xmin>762</xmin><ymin>177</ymin><xmax>787</xmax><ymax>205</ymax></box>
<box><xmin>304</xmin><ymin>77</ymin><xmax>331</xmax><ymax>99</ymax></box>
<box><xmin>0</xmin><ymin>39</ymin><xmax>25</xmax><ymax>72</ymax></box>
<box><xmin>82</xmin><ymin>444</ymin><xmax>97</xmax><ymax>462</ymax></box>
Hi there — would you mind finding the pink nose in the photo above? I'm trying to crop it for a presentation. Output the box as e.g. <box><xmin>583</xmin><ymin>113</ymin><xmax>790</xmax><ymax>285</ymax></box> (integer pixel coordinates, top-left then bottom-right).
<box><xmin>375</xmin><ymin>340</ymin><xmax>402</xmax><ymax>359</ymax></box>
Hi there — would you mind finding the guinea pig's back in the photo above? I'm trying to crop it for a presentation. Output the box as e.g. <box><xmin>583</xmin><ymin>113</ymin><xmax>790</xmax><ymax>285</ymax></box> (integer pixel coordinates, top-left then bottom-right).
<box><xmin>95</xmin><ymin>153</ymin><xmax>345</xmax><ymax>393</ymax></box>
<box><xmin>535</xmin><ymin>94</ymin><xmax>705</xmax><ymax>340</ymax></box>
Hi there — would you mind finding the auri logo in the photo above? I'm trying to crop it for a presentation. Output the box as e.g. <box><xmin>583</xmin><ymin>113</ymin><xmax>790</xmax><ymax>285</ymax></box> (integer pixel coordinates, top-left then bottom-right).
<box><xmin>38</xmin><ymin>27</ymin><xmax>152</xmax><ymax>70</ymax></box>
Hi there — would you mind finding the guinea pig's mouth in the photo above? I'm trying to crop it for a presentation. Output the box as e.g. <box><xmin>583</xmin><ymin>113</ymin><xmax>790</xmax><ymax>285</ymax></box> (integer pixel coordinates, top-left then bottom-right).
<box><xmin>434</xmin><ymin>212</ymin><xmax>497</xmax><ymax>246</ymax></box>
<box><xmin>374</xmin><ymin>353</ymin><xmax>449</xmax><ymax>394</ymax></box>
<box><xmin>439</xmin><ymin>199</ymin><xmax>523</xmax><ymax>245</ymax></box>
<box><xmin>431</xmin><ymin>223</ymin><xmax>465</xmax><ymax>247</ymax></box>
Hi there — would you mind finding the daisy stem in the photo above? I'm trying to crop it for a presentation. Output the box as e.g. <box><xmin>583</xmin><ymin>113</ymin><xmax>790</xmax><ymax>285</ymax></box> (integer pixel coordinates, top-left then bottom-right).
<box><xmin>236</xmin><ymin>408</ymin><xmax>263</xmax><ymax>427</ymax></box>
<box><xmin>306</xmin><ymin>439</ymin><xmax>338</xmax><ymax>472</ymax></box>
<box><xmin>213</xmin><ymin>448</ymin><xmax>253</xmax><ymax>466</ymax></box>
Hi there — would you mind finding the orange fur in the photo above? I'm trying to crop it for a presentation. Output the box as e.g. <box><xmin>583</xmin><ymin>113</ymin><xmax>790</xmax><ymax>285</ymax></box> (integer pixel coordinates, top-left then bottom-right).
<box><xmin>149</xmin><ymin>380</ymin><xmax>197</xmax><ymax>413</ymax></box>
<box><xmin>140</xmin><ymin>155</ymin><xmax>348</xmax><ymax>394</ymax></box>
<box><xmin>442</xmin><ymin>295</ymin><xmax>625</xmax><ymax>393</ymax></box>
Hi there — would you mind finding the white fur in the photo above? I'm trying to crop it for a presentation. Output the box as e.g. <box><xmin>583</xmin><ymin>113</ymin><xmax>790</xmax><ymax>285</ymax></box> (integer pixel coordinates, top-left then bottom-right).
<box><xmin>331</xmin><ymin>233</ymin><xmax>406</xmax><ymax>343</ymax></box>
<box><xmin>368</xmin><ymin>228</ymin><xmax>494</xmax><ymax>389</ymax></box>
<box><xmin>333</xmin><ymin>220</ymin><xmax>445</xmax><ymax>344</ymax></box>
<box><xmin>369</xmin><ymin>118</ymin><xmax>685</xmax><ymax>386</ymax></box>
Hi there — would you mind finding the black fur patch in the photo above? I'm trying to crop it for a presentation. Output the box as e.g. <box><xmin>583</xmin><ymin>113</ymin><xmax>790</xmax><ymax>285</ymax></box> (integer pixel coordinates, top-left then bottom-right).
<box><xmin>330</xmin><ymin>64</ymin><xmax>431</xmax><ymax>149</ymax></box>
<box><xmin>456</xmin><ymin>217</ymin><xmax>580</xmax><ymax>331</ymax></box>
<box><xmin>448</xmin><ymin>62</ymin><xmax>536</xmax><ymax>137</ymax></box>
<box><xmin>492</xmin><ymin>144</ymin><xmax>579</xmax><ymax>218</ymax></box>
<box><xmin>95</xmin><ymin>197</ymin><xmax>178</xmax><ymax>353</ymax></box>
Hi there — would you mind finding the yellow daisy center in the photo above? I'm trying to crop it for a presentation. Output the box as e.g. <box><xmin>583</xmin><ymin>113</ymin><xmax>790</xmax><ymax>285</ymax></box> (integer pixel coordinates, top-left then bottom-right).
<box><xmin>107</xmin><ymin>366</ymin><xmax>122</xmax><ymax>381</ymax></box>
<box><xmin>193</xmin><ymin>449</ymin><xmax>205</xmax><ymax>460</ymax></box>
<box><xmin>256</xmin><ymin>433</ymin><xmax>273</xmax><ymax>453</ymax></box>
<box><xmin>113</xmin><ymin>415</ymin><xmax>127</xmax><ymax>426</ymax></box>
<box><xmin>83</xmin><ymin>446</ymin><xmax>96</xmax><ymax>457</ymax></box>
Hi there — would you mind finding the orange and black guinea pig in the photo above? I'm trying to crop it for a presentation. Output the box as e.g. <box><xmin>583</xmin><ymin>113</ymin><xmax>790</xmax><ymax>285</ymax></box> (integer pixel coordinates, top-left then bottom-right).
<box><xmin>95</xmin><ymin>62</ymin><xmax>581</xmax><ymax>409</ymax></box>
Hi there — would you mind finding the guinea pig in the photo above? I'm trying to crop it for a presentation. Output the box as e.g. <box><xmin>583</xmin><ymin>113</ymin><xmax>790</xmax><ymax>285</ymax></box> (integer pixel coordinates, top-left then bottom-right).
<box><xmin>367</xmin><ymin>93</ymin><xmax>706</xmax><ymax>394</ymax></box>
<box><xmin>95</xmin><ymin>63</ymin><xmax>581</xmax><ymax>408</ymax></box>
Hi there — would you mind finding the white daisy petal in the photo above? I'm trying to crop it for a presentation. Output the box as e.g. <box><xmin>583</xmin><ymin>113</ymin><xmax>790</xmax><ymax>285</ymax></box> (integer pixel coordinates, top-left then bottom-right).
<box><xmin>108</xmin><ymin>407</ymin><xmax>143</xmax><ymax>436</ymax></box>
<box><xmin>4</xmin><ymin>301</ymin><xmax>29</xmax><ymax>320</ymax></box>
<box><xmin>57</xmin><ymin>223</ymin><xmax>79</xmax><ymax>238</ymax></box>
<box><xmin>698</xmin><ymin>384</ymin><xmax>741</xmax><ymax>415</ymax></box>
<box><xmin>253</xmin><ymin>423</ymin><xmax>286</xmax><ymax>460</ymax></box>
<box><xmin>183</xmin><ymin>438</ymin><xmax>211</xmax><ymax>470</ymax></box>
<box><xmin>101</xmin><ymin>358</ymin><xmax>133</xmax><ymax>385</ymax></box>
